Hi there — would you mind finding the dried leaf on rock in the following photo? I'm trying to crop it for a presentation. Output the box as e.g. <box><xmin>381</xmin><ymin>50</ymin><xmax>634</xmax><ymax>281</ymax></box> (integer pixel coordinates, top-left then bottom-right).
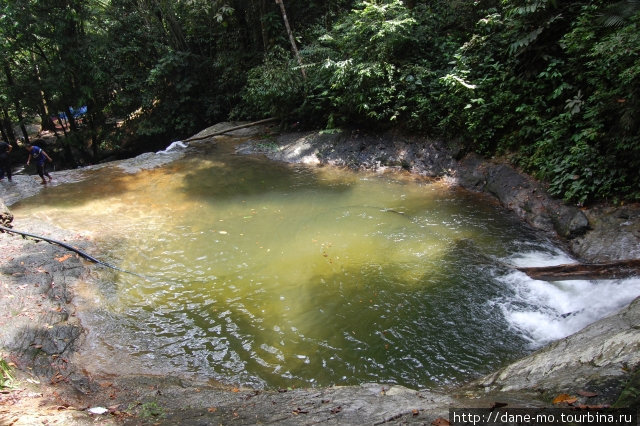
<box><xmin>552</xmin><ymin>393</ymin><xmax>578</xmax><ymax>405</ymax></box>
<box><xmin>431</xmin><ymin>417</ymin><xmax>450</xmax><ymax>426</ymax></box>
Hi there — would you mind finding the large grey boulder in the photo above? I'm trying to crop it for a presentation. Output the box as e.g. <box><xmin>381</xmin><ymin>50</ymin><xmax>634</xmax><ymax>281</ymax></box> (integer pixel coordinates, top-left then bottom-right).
<box><xmin>570</xmin><ymin>205</ymin><xmax>640</xmax><ymax>262</ymax></box>
<box><xmin>456</xmin><ymin>155</ymin><xmax>589</xmax><ymax>239</ymax></box>
<box><xmin>474</xmin><ymin>297</ymin><xmax>640</xmax><ymax>399</ymax></box>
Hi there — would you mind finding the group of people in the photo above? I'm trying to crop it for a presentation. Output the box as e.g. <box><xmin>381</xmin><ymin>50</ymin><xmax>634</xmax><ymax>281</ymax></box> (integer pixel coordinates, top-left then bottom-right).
<box><xmin>0</xmin><ymin>139</ymin><xmax>53</xmax><ymax>184</ymax></box>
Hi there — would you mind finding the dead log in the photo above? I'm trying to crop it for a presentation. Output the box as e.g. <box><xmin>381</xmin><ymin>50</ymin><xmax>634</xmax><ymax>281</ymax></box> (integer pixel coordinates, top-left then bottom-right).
<box><xmin>516</xmin><ymin>259</ymin><xmax>640</xmax><ymax>281</ymax></box>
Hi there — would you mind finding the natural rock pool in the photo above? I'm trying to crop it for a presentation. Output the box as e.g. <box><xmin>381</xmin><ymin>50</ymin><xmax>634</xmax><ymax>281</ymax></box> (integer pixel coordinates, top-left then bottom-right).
<box><xmin>10</xmin><ymin>137</ymin><xmax>640</xmax><ymax>390</ymax></box>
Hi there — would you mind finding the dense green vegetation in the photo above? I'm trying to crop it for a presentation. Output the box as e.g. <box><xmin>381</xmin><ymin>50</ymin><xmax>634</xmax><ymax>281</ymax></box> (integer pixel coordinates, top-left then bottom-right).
<box><xmin>1</xmin><ymin>0</ymin><xmax>638</xmax><ymax>203</ymax></box>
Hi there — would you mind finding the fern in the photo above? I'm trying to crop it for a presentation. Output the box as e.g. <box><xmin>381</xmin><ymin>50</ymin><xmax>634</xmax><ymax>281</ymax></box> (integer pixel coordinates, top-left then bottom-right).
<box><xmin>599</xmin><ymin>0</ymin><xmax>640</xmax><ymax>27</ymax></box>
<box><xmin>509</xmin><ymin>27</ymin><xmax>545</xmax><ymax>54</ymax></box>
<box><xmin>0</xmin><ymin>358</ymin><xmax>15</xmax><ymax>389</ymax></box>
<box><xmin>508</xmin><ymin>0</ymin><xmax>557</xmax><ymax>17</ymax></box>
<box><xmin>508</xmin><ymin>13</ymin><xmax>562</xmax><ymax>55</ymax></box>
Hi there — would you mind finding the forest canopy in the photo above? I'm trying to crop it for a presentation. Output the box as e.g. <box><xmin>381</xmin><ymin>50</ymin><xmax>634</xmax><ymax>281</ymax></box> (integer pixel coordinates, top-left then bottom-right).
<box><xmin>0</xmin><ymin>0</ymin><xmax>638</xmax><ymax>204</ymax></box>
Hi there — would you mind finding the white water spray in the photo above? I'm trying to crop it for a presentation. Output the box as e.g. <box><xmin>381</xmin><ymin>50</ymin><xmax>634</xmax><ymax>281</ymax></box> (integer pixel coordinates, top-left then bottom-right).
<box><xmin>494</xmin><ymin>248</ymin><xmax>640</xmax><ymax>347</ymax></box>
<box><xmin>157</xmin><ymin>140</ymin><xmax>188</xmax><ymax>154</ymax></box>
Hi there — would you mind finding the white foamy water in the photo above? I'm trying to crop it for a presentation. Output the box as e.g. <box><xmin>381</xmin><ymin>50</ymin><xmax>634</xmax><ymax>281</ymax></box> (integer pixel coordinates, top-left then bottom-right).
<box><xmin>157</xmin><ymin>140</ymin><xmax>188</xmax><ymax>154</ymax></box>
<box><xmin>494</xmin><ymin>249</ymin><xmax>640</xmax><ymax>347</ymax></box>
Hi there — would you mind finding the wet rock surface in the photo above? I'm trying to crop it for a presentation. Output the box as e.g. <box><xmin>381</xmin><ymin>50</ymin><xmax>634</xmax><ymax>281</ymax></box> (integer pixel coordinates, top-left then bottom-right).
<box><xmin>1</xmin><ymin>123</ymin><xmax>639</xmax><ymax>424</ymax></box>
<box><xmin>0</xmin><ymin>220</ymin><xmax>85</xmax><ymax>374</ymax></box>
<box><xmin>569</xmin><ymin>205</ymin><xmax>640</xmax><ymax>262</ymax></box>
<box><xmin>0</xmin><ymin>220</ymin><xmax>99</xmax><ymax>425</ymax></box>
<box><xmin>472</xmin><ymin>296</ymin><xmax>640</xmax><ymax>401</ymax></box>
<box><xmin>0</xmin><ymin>198</ymin><xmax>12</xmax><ymax>226</ymax></box>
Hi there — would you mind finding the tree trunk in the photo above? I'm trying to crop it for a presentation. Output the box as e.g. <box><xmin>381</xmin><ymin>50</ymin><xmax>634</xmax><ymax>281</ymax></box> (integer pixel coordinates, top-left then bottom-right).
<box><xmin>32</xmin><ymin>54</ymin><xmax>56</xmax><ymax>132</ymax></box>
<box><xmin>260</xmin><ymin>0</ymin><xmax>269</xmax><ymax>51</ymax></box>
<box><xmin>516</xmin><ymin>259</ymin><xmax>640</xmax><ymax>281</ymax></box>
<box><xmin>147</xmin><ymin>0</ymin><xmax>188</xmax><ymax>52</ymax></box>
<box><xmin>57</xmin><ymin>114</ymin><xmax>69</xmax><ymax>136</ymax></box>
<box><xmin>65</xmin><ymin>106</ymin><xmax>79</xmax><ymax>132</ymax></box>
<box><xmin>0</xmin><ymin>121</ymin><xmax>8</xmax><ymax>143</ymax></box>
<box><xmin>1</xmin><ymin>107</ymin><xmax>17</xmax><ymax>147</ymax></box>
<box><xmin>86</xmin><ymin>100</ymin><xmax>100</xmax><ymax>159</ymax></box>
<box><xmin>2</xmin><ymin>63</ymin><xmax>30</xmax><ymax>143</ymax></box>
<box><xmin>18</xmin><ymin>121</ymin><xmax>29</xmax><ymax>143</ymax></box>
<box><xmin>275</xmin><ymin>0</ymin><xmax>306</xmax><ymax>79</ymax></box>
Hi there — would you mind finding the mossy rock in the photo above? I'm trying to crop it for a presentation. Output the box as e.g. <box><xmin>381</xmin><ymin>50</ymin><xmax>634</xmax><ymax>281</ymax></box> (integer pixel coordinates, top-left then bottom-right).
<box><xmin>613</xmin><ymin>367</ymin><xmax>640</xmax><ymax>409</ymax></box>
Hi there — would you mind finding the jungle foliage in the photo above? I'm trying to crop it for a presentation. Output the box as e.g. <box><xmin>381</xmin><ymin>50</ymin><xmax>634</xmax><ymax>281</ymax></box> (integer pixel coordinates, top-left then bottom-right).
<box><xmin>0</xmin><ymin>0</ymin><xmax>638</xmax><ymax>203</ymax></box>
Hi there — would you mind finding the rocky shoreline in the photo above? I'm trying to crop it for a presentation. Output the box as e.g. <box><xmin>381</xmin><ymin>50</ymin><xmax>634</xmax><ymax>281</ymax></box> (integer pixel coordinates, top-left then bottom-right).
<box><xmin>1</xmin><ymin>123</ymin><xmax>639</xmax><ymax>424</ymax></box>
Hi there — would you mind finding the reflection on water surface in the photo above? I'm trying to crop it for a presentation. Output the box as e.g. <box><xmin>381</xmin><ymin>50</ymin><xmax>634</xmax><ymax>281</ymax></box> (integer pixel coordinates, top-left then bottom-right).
<box><xmin>12</xmin><ymin>139</ymin><xmax>640</xmax><ymax>390</ymax></box>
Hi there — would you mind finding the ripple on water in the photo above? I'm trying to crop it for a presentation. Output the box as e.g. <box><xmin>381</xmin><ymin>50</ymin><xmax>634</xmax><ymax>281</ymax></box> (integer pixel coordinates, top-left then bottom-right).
<box><xmin>12</xmin><ymin>143</ymin><xmax>640</xmax><ymax>390</ymax></box>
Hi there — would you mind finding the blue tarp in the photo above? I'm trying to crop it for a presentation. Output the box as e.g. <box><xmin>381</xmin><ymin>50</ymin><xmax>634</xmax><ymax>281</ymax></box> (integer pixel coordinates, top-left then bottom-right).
<box><xmin>70</xmin><ymin>106</ymin><xmax>87</xmax><ymax>118</ymax></box>
<box><xmin>57</xmin><ymin>106</ymin><xmax>87</xmax><ymax>121</ymax></box>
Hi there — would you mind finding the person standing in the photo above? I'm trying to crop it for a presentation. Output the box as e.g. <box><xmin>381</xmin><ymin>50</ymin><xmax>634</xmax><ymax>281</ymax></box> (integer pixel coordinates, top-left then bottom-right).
<box><xmin>26</xmin><ymin>142</ymin><xmax>53</xmax><ymax>184</ymax></box>
<box><xmin>0</xmin><ymin>140</ymin><xmax>12</xmax><ymax>181</ymax></box>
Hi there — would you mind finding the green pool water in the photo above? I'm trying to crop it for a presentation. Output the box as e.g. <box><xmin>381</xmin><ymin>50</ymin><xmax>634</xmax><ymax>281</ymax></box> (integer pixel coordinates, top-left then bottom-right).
<box><xmin>13</xmin><ymin>138</ymin><xmax>562</xmax><ymax>390</ymax></box>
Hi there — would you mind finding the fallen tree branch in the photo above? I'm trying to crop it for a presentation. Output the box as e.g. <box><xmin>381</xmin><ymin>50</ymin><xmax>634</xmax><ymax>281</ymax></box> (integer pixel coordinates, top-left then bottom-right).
<box><xmin>0</xmin><ymin>225</ymin><xmax>147</xmax><ymax>279</ymax></box>
<box><xmin>516</xmin><ymin>259</ymin><xmax>640</xmax><ymax>281</ymax></box>
<box><xmin>183</xmin><ymin>118</ymin><xmax>279</xmax><ymax>142</ymax></box>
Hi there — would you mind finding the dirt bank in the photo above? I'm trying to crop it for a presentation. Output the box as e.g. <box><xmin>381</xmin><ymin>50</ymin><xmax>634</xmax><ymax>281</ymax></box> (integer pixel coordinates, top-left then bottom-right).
<box><xmin>1</xmin><ymin>123</ymin><xmax>638</xmax><ymax>424</ymax></box>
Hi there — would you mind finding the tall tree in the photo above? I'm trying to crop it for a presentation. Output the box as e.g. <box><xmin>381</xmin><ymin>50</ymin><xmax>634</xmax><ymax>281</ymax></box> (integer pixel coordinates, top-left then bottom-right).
<box><xmin>2</xmin><ymin>62</ymin><xmax>30</xmax><ymax>142</ymax></box>
<box><xmin>275</xmin><ymin>0</ymin><xmax>306</xmax><ymax>79</ymax></box>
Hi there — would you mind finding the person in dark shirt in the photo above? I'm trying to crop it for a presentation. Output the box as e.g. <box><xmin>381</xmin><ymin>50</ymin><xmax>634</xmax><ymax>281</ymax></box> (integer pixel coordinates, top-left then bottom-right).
<box><xmin>0</xmin><ymin>140</ymin><xmax>13</xmax><ymax>181</ymax></box>
<box><xmin>26</xmin><ymin>142</ymin><xmax>53</xmax><ymax>184</ymax></box>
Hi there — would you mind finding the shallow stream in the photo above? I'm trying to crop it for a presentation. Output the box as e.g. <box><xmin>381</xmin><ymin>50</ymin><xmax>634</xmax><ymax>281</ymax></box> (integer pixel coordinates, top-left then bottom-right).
<box><xmin>11</xmin><ymin>138</ymin><xmax>640</xmax><ymax>390</ymax></box>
